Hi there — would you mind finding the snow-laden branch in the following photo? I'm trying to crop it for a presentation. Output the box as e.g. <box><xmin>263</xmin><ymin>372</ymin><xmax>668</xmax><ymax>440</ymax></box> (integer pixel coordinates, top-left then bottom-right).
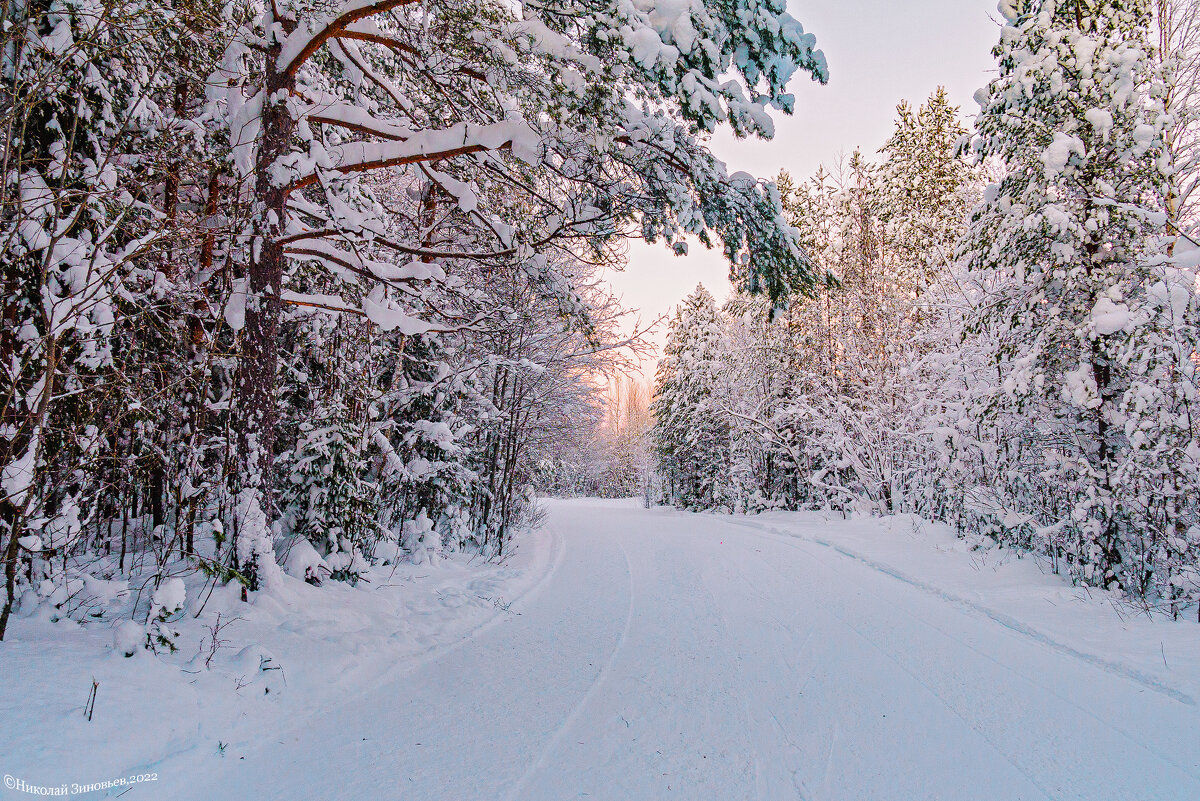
<box><xmin>289</xmin><ymin>120</ymin><xmax>539</xmax><ymax>191</ymax></box>
<box><xmin>278</xmin><ymin>0</ymin><xmax>421</xmax><ymax>78</ymax></box>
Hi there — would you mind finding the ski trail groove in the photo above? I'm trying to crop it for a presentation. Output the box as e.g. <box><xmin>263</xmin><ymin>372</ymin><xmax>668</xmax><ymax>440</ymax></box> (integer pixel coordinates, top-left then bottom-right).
<box><xmin>502</xmin><ymin>535</ymin><xmax>636</xmax><ymax>801</ymax></box>
<box><xmin>700</xmin><ymin>559</ymin><xmax>765</xmax><ymax>801</ymax></box>
<box><xmin>735</xmin><ymin>522</ymin><xmax>1200</xmax><ymax>784</ymax></box>
<box><xmin>813</xmin><ymin>537</ymin><xmax>1196</xmax><ymax>707</ymax></box>
<box><xmin>723</xmin><ymin>516</ymin><xmax>1195</xmax><ymax>706</ymax></box>
<box><xmin>821</xmin><ymin>597</ymin><xmax>1061</xmax><ymax>801</ymax></box>
<box><xmin>150</xmin><ymin>526</ymin><xmax>569</xmax><ymax>790</ymax></box>
<box><xmin>802</xmin><ymin>537</ymin><xmax>1200</xmax><ymax>783</ymax></box>
<box><xmin>142</xmin><ymin>501</ymin><xmax>1200</xmax><ymax>801</ymax></box>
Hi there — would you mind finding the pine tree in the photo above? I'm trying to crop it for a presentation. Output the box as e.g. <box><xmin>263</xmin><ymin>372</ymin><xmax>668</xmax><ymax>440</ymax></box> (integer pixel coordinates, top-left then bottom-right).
<box><xmin>208</xmin><ymin>0</ymin><xmax>829</xmax><ymax>552</ymax></box>
<box><xmin>875</xmin><ymin>87</ymin><xmax>977</xmax><ymax>296</ymax></box>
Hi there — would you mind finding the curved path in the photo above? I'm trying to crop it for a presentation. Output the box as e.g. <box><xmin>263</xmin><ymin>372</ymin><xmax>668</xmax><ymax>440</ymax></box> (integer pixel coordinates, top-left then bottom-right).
<box><xmin>168</xmin><ymin>499</ymin><xmax>1200</xmax><ymax>800</ymax></box>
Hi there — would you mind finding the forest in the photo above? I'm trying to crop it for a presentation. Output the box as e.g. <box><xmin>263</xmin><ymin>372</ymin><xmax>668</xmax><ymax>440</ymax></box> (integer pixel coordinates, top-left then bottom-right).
<box><xmin>646</xmin><ymin>2</ymin><xmax>1200</xmax><ymax>616</ymax></box>
<box><xmin>8</xmin><ymin>2</ymin><xmax>1200</xmax><ymax>799</ymax></box>
<box><xmin>0</xmin><ymin>0</ymin><xmax>829</xmax><ymax>641</ymax></box>
<box><xmin>2</xmin><ymin>0</ymin><xmax>1199</xmax><ymax>665</ymax></box>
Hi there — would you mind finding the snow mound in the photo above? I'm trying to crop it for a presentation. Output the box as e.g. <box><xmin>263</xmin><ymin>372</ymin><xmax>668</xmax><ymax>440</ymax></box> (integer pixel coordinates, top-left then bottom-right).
<box><xmin>113</xmin><ymin>620</ymin><xmax>146</xmax><ymax>657</ymax></box>
<box><xmin>280</xmin><ymin>536</ymin><xmax>328</xmax><ymax>583</ymax></box>
<box><xmin>151</xmin><ymin>578</ymin><xmax>186</xmax><ymax>619</ymax></box>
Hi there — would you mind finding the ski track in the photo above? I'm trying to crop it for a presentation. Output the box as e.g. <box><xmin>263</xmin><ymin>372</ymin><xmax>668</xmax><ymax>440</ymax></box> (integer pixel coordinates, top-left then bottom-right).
<box><xmin>724</xmin><ymin>515</ymin><xmax>1197</xmax><ymax>707</ymax></box>
<box><xmin>99</xmin><ymin>529</ymin><xmax>572</xmax><ymax>791</ymax></box>
<box><xmin>143</xmin><ymin>500</ymin><xmax>1200</xmax><ymax>801</ymax></box>
<box><xmin>133</xmin><ymin>524</ymin><xmax>568</xmax><ymax>798</ymax></box>
<box><xmin>503</xmin><ymin>536</ymin><xmax>635</xmax><ymax>801</ymax></box>
<box><xmin>698</xmin><ymin>552</ymin><xmax>765</xmax><ymax>801</ymax></box>
<box><xmin>812</xmin><ymin>536</ymin><xmax>1196</xmax><ymax>706</ymax></box>
<box><xmin>720</xmin><ymin>517</ymin><xmax>1200</xmax><ymax>788</ymax></box>
<box><xmin>716</xmin><ymin>531</ymin><xmax>1052</xmax><ymax>800</ymax></box>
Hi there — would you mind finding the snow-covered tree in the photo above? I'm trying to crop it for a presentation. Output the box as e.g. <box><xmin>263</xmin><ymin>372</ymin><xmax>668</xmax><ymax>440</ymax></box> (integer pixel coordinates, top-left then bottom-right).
<box><xmin>205</xmin><ymin>0</ymin><xmax>829</xmax><ymax>581</ymax></box>
<box><xmin>544</xmin><ymin>376</ymin><xmax>654</xmax><ymax>500</ymax></box>
<box><xmin>960</xmin><ymin>0</ymin><xmax>1180</xmax><ymax>591</ymax></box>
<box><xmin>652</xmin><ymin>285</ymin><xmax>731</xmax><ymax>510</ymax></box>
<box><xmin>1157</xmin><ymin>0</ymin><xmax>1200</xmax><ymax>227</ymax></box>
<box><xmin>875</xmin><ymin>87</ymin><xmax>977</xmax><ymax>297</ymax></box>
<box><xmin>2</xmin><ymin>0</ymin><xmax>830</xmax><ymax>635</ymax></box>
<box><xmin>0</xmin><ymin>0</ymin><xmax>220</xmax><ymax>636</ymax></box>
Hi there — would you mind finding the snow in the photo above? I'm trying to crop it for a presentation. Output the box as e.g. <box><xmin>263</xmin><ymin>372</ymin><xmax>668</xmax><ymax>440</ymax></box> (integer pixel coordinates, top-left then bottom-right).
<box><xmin>1040</xmin><ymin>131</ymin><xmax>1085</xmax><ymax>178</ymax></box>
<box><xmin>0</xmin><ymin>526</ymin><xmax>555</xmax><ymax>797</ymax></box>
<box><xmin>150</xmin><ymin>579</ymin><xmax>187</xmax><ymax>619</ymax></box>
<box><xmin>401</xmin><ymin>512</ymin><xmax>439</xmax><ymax>565</ymax></box>
<box><xmin>275</xmin><ymin>0</ymin><xmax>391</xmax><ymax>74</ymax></box>
<box><xmin>4</xmin><ymin>501</ymin><xmax>1198</xmax><ymax>800</ymax></box>
<box><xmin>1</xmin><ymin>433</ymin><xmax>38</xmax><ymax>509</ymax></box>
<box><xmin>1085</xmin><ymin>107</ymin><xmax>1114</xmax><ymax>141</ymax></box>
<box><xmin>113</xmin><ymin>620</ymin><xmax>146</xmax><ymax>658</ymax></box>
<box><xmin>997</xmin><ymin>0</ymin><xmax>1021</xmax><ymax>24</ymax></box>
<box><xmin>222</xmin><ymin>277</ymin><xmax>247</xmax><ymax>331</ymax></box>
<box><xmin>624</xmin><ymin>26</ymin><xmax>679</xmax><ymax>69</ymax></box>
<box><xmin>1092</xmin><ymin>295</ymin><xmax>1132</xmax><ymax>335</ymax></box>
<box><xmin>1133</xmin><ymin>123</ymin><xmax>1156</xmax><ymax>156</ymax></box>
<box><xmin>512</xmin><ymin>18</ymin><xmax>603</xmax><ymax>73</ymax></box>
<box><xmin>234</xmin><ymin>489</ymin><xmax>283</xmax><ymax>591</ymax></box>
<box><xmin>317</xmin><ymin>120</ymin><xmax>541</xmax><ymax>181</ymax></box>
<box><xmin>361</xmin><ymin>286</ymin><xmax>436</xmax><ymax>334</ymax></box>
<box><xmin>1063</xmin><ymin>362</ymin><xmax>1101</xmax><ymax>409</ymax></box>
<box><xmin>278</xmin><ymin>536</ymin><xmax>328</xmax><ymax>582</ymax></box>
<box><xmin>280</xmin><ymin>289</ymin><xmax>355</xmax><ymax>315</ymax></box>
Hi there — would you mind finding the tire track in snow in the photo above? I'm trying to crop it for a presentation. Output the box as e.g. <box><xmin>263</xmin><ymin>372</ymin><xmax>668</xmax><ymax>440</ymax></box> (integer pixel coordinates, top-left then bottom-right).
<box><xmin>502</xmin><ymin>533</ymin><xmax>636</xmax><ymax>801</ymax></box>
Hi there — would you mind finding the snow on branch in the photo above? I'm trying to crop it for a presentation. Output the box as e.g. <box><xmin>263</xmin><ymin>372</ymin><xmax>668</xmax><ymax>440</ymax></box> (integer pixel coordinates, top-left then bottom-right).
<box><xmin>278</xmin><ymin>0</ymin><xmax>422</xmax><ymax>78</ymax></box>
<box><xmin>289</xmin><ymin>120</ymin><xmax>540</xmax><ymax>190</ymax></box>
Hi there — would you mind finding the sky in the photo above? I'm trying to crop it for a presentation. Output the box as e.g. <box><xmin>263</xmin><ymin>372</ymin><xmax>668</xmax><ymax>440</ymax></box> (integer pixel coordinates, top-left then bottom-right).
<box><xmin>604</xmin><ymin>0</ymin><xmax>1003</xmax><ymax>377</ymax></box>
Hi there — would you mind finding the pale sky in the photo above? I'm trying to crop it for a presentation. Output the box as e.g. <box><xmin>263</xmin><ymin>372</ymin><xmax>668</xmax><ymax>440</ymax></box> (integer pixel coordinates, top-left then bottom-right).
<box><xmin>605</xmin><ymin>0</ymin><xmax>1003</xmax><ymax>376</ymax></box>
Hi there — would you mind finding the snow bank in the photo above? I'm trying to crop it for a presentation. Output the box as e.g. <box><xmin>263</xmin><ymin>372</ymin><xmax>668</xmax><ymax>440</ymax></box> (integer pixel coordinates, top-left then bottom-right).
<box><xmin>734</xmin><ymin>509</ymin><xmax>1200</xmax><ymax>704</ymax></box>
<box><xmin>0</xmin><ymin>526</ymin><xmax>557</xmax><ymax>791</ymax></box>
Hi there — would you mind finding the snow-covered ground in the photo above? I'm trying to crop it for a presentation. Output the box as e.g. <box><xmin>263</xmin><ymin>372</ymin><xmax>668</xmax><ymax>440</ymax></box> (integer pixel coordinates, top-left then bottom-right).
<box><xmin>0</xmin><ymin>528</ymin><xmax>556</xmax><ymax>800</ymax></box>
<box><xmin>3</xmin><ymin>499</ymin><xmax>1199</xmax><ymax>800</ymax></box>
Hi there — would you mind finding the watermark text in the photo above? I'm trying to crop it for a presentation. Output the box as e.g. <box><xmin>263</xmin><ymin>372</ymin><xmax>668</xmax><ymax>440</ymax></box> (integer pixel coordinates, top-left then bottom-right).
<box><xmin>4</xmin><ymin>772</ymin><xmax>158</xmax><ymax>796</ymax></box>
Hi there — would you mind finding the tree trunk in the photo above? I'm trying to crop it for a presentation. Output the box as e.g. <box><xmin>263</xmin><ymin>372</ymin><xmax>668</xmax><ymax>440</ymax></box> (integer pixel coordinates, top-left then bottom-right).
<box><xmin>0</xmin><ymin>503</ymin><xmax>21</xmax><ymax>640</ymax></box>
<box><xmin>233</xmin><ymin>19</ymin><xmax>297</xmax><ymax>516</ymax></box>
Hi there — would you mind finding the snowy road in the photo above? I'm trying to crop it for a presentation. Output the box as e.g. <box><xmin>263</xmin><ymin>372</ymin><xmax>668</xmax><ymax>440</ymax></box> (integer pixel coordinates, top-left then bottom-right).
<box><xmin>165</xmin><ymin>499</ymin><xmax>1200</xmax><ymax>801</ymax></box>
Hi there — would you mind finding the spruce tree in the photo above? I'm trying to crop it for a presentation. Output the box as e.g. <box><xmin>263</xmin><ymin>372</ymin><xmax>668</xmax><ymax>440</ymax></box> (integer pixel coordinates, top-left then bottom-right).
<box><xmin>652</xmin><ymin>285</ymin><xmax>731</xmax><ymax>511</ymax></box>
<box><xmin>962</xmin><ymin>0</ymin><xmax>1175</xmax><ymax>590</ymax></box>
